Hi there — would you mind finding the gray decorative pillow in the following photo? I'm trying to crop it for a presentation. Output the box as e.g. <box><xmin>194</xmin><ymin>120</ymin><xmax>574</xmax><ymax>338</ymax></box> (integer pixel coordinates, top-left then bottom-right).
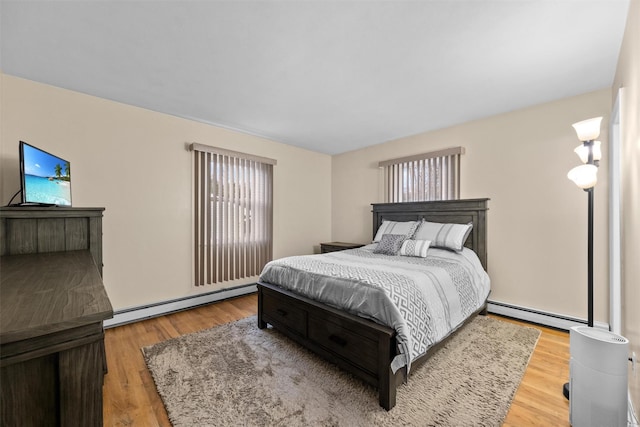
<box><xmin>373</xmin><ymin>234</ymin><xmax>406</xmax><ymax>255</ymax></box>
<box><xmin>413</xmin><ymin>220</ymin><xmax>473</xmax><ymax>252</ymax></box>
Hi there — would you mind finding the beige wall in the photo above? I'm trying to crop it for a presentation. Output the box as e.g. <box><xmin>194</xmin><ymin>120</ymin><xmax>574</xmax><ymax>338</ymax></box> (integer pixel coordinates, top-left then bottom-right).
<box><xmin>0</xmin><ymin>73</ymin><xmax>332</xmax><ymax>310</ymax></box>
<box><xmin>612</xmin><ymin>0</ymin><xmax>640</xmax><ymax>409</ymax></box>
<box><xmin>333</xmin><ymin>89</ymin><xmax>611</xmax><ymax>323</ymax></box>
<box><xmin>0</xmin><ymin>73</ymin><xmax>620</xmax><ymax>327</ymax></box>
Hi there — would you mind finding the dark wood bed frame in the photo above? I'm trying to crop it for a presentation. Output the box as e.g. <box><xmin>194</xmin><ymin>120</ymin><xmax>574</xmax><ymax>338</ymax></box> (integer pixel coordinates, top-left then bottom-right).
<box><xmin>257</xmin><ymin>198</ymin><xmax>489</xmax><ymax>410</ymax></box>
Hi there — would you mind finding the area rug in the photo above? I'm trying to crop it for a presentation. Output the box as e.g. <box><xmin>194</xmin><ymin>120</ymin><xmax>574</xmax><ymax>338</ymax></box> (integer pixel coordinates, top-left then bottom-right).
<box><xmin>142</xmin><ymin>315</ymin><xmax>540</xmax><ymax>427</ymax></box>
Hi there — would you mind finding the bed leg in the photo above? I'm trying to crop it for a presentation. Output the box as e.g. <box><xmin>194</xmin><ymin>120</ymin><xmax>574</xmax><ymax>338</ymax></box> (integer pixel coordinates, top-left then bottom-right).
<box><xmin>378</xmin><ymin>336</ymin><xmax>397</xmax><ymax>410</ymax></box>
<box><xmin>257</xmin><ymin>285</ymin><xmax>267</xmax><ymax>329</ymax></box>
<box><xmin>379</xmin><ymin>365</ymin><xmax>397</xmax><ymax>410</ymax></box>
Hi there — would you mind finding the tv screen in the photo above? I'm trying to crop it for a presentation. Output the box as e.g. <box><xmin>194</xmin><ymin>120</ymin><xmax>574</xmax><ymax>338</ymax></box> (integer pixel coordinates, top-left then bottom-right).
<box><xmin>19</xmin><ymin>141</ymin><xmax>72</xmax><ymax>206</ymax></box>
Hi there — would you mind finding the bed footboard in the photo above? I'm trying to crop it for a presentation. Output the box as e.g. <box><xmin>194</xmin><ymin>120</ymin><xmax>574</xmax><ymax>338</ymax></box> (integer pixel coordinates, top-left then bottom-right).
<box><xmin>257</xmin><ymin>281</ymin><xmax>400</xmax><ymax>410</ymax></box>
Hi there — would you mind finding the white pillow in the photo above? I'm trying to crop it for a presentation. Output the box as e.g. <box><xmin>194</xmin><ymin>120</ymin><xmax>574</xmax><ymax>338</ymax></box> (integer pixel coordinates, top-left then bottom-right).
<box><xmin>399</xmin><ymin>239</ymin><xmax>431</xmax><ymax>257</ymax></box>
<box><xmin>413</xmin><ymin>220</ymin><xmax>472</xmax><ymax>252</ymax></box>
<box><xmin>373</xmin><ymin>220</ymin><xmax>420</xmax><ymax>243</ymax></box>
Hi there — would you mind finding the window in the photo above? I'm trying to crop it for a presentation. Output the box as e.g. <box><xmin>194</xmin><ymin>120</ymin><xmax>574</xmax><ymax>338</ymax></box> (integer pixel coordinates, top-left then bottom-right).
<box><xmin>379</xmin><ymin>147</ymin><xmax>463</xmax><ymax>203</ymax></box>
<box><xmin>191</xmin><ymin>143</ymin><xmax>276</xmax><ymax>286</ymax></box>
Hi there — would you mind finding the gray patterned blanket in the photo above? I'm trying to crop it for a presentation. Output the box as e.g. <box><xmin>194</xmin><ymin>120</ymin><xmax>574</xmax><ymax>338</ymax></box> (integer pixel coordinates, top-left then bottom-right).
<box><xmin>259</xmin><ymin>245</ymin><xmax>490</xmax><ymax>374</ymax></box>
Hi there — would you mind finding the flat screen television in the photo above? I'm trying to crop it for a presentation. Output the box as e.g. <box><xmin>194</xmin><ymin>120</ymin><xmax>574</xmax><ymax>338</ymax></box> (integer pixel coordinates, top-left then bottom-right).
<box><xmin>19</xmin><ymin>141</ymin><xmax>72</xmax><ymax>206</ymax></box>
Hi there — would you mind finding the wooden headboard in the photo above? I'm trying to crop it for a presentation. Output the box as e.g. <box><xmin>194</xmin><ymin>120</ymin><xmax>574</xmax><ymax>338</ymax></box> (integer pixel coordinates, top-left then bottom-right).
<box><xmin>371</xmin><ymin>199</ymin><xmax>489</xmax><ymax>270</ymax></box>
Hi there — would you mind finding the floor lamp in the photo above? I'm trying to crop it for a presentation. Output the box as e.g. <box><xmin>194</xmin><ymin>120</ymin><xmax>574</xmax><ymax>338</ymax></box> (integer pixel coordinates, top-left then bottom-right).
<box><xmin>567</xmin><ymin>116</ymin><xmax>603</xmax><ymax>326</ymax></box>
<box><xmin>563</xmin><ymin>116</ymin><xmax>603</xmax><ymax>400</ymax></box>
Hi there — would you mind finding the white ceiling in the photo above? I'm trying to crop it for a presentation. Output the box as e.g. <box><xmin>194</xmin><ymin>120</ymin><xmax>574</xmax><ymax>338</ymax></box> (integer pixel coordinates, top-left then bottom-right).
<box><xmin>0</xmin><ymin>1</ymin><xmax>630</xmax><ymax>155</ymax></box>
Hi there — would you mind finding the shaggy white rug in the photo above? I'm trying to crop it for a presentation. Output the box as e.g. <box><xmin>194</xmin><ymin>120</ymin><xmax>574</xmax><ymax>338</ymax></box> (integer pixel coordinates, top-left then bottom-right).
<box><xmin>143</xmin><ymin>315</ymin><xmax>539</xmax><ymax>427</ymax></box>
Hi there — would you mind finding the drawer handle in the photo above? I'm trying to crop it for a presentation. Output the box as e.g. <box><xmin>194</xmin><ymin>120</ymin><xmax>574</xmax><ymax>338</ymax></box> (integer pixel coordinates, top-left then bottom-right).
<box><xmin>329</xmin><ymin>334</ymin><xmax>347</xmax><ymax>347</ymax></box>
<box><xmin>276</xmin><ymin>309</ymin><xmax>288</xmax><ymax>317</ymax></box>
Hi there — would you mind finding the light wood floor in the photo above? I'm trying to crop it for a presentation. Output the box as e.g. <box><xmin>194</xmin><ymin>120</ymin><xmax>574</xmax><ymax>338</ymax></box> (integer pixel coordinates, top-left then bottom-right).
<box><xmin>102</xmin><ymin>294</ymin><xmax>571</xmax><ymax>426</ymax></box>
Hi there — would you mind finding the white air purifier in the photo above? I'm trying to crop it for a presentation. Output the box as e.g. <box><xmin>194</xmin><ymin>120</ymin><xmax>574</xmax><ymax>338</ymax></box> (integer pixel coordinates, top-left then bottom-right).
<box><xmin>569</xmin><ymin>326</ymin><xmax>628</xmax><ymax>427</ymax></box>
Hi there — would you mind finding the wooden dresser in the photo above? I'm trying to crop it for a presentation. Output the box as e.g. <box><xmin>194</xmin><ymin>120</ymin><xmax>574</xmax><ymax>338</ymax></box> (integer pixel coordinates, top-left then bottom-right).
<box><xmin>0</xmin><ymin>207</ymin><xmax>112</xmax><ymax>426</ymax></box>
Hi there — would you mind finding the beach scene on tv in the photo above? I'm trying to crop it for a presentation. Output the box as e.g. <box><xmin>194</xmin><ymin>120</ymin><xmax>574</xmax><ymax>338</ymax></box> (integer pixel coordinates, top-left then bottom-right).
<box><xmin>22</xmin><ymin>144</ymin><xmax>72</xmax><ymax>206</ymax></box>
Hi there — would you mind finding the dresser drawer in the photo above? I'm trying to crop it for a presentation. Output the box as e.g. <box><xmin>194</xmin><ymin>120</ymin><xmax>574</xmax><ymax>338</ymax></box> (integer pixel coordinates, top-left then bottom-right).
<box><xmin>308</xmin><ymin>315</ymin><xmax>378</xmax><ymax>374</ymax></box>
<box><xmin>262</xmin><ymin>292</ymin><xmax>307</xmax><ymax>336</ymax></box>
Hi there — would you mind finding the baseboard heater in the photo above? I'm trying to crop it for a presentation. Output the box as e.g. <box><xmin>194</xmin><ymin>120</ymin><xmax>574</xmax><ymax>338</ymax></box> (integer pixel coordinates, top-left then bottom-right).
<box><xmin>106</xmin><ymin>294</ymin><xmax>607</xmax><ymax>331</ymax></box>
<box><xmin>487</xmin><ymin>300</ymin><xmax>610</xmax><ymax>331</ymax></box>
<box><xmin>103</xmin><ymin>283</ymin><xmax>257</xmax><ymax>328</ymax></box>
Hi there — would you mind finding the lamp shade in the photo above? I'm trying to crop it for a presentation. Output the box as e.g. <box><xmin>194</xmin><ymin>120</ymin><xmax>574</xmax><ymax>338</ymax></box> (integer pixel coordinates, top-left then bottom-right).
<box><xmin>574</xmin><ymin>140</ymin><xmax>602</xmax><ymax>163</ymax></box>
<box><xmin>568</xmin><ymin>164</ymin><xmax>598</xmax><ymax>189</ymax></box>
<box><xmin>572</xmin><ymin>117</ymin><xmax>603</xmax><ymax>141</ymax></box>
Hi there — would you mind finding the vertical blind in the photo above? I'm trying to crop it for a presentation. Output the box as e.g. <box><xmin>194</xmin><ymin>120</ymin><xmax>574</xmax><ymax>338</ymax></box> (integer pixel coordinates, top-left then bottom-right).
<box><xmin>191</xmin><ymin>143</ymin><xmax>276</xmax><ymax>286</ymax></box>
<box><xmin>379</xmin><ymin>147</ymin><xmax>464</xmax><ymax>203</ymax></box>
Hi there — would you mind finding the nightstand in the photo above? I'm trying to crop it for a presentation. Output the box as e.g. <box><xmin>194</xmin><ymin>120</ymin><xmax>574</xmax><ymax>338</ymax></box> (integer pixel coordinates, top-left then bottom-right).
<box><xmin>320</xmin><ymin>242</ymin><xmax>365</xmax><ymax>253</ymax></box>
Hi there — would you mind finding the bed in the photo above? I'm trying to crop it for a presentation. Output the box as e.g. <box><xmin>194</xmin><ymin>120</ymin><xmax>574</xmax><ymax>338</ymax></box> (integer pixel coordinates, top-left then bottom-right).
<box><xmin>257</xmin><ymin>198</ymin><xmax>490</xmax><ymax>410</ymax></box>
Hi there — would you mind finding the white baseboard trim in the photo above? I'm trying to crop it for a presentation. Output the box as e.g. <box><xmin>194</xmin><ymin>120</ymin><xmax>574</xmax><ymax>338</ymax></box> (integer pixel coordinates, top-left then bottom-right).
<box><xmin>103</xmin><ymin>284</ymin><xmax>257</xmax><ymax>329</ymax></box>
<box><xmin>487</xmin><ymin>300</ymin><xmax>610</xmax><ymax>331</ymax></box>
